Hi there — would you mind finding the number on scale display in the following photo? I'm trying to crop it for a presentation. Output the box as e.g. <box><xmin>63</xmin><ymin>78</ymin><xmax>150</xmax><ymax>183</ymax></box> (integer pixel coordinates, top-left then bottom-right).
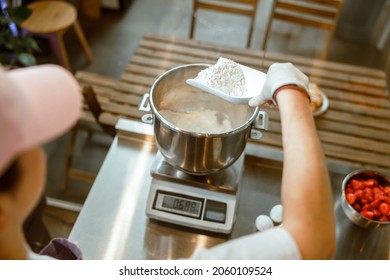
<box><xmin>155</xmin><ymin>191</ymin><xmax>203</xmax><ymax>218</ymax></box>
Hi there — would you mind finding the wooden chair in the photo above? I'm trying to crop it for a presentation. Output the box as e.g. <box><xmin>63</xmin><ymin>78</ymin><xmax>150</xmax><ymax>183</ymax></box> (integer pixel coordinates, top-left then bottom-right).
<box><xmin>81</xmin><ymin>86</ymin><xmax>116</xmax><ymax>137</ymax></box>
<box><xmin>20</xmin><ymin>1</ymin><xmax>93</xmax><ymax>70</ymax></box>
<box><xmin>189</xmin><ymin>0</ymin><xmax>259</xmax><ymax>48</ymax></box>
<box><xmin>262</xmin><ymin>0</ymin><xmax>344</xmax><ymax>59</ymax></box>
<box><xmin>62</xmin><ymin>73</ymin><xmax>117</xmax><ymax>190</ymax></box>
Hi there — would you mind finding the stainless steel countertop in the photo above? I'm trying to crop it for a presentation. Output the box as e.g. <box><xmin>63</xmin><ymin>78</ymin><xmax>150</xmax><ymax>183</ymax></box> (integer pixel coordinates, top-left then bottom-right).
<box><xmin>69</xmin><ymin>119</ymin><xmax>390</xmax><ymax>260</ymax></box>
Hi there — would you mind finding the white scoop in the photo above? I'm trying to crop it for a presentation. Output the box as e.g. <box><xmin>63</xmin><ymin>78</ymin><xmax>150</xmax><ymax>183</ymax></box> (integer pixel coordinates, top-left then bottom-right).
<box><xmin>186</xmin><ymin>64</ymin><xmax>266</xmax><ymax>105</ymax></box>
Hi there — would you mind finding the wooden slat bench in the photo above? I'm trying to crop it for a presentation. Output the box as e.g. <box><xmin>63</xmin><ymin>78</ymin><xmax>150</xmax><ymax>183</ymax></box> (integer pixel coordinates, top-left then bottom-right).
<box><xmin>63</xmin><ymin>71</ymin><xmax>119</xmax><ymax>189</ymax></box>
<box><xmin>64</xmin><ymin>33</ymin><xmax>390</xmax><ymax>188</ymax></box>
<box><xmin>64</xmin><ymin>69</ymin><xmax>152</xmax><ymax>189</ymax></box>
<box><xmin>117</xmin><ymin>33</ymin><xmax>390</xmax><ymax>175</ymax></box>
<box><xmin>77</xmin><ymin>71</ymin><xmax>145</xmax><ymax>127</ymax></box>
<box><xmin>75</xmin><ymin>71</ymin><xmax>118</xmax><ymax>128</ymax></box>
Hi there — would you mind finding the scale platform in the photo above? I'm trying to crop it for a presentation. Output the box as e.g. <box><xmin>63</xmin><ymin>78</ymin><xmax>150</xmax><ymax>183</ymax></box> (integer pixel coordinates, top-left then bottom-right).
<box><xmin>146</xmin><ymin>152</ymin><xmax>245</xmax><ymax>234</ymax></box>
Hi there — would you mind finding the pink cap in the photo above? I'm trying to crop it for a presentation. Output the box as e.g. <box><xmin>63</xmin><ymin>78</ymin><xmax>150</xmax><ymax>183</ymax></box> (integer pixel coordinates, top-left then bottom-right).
<box><xmin>0</xmin><ymin>64</ymin><xmax>82</xmax><ymax>175</ymax></box>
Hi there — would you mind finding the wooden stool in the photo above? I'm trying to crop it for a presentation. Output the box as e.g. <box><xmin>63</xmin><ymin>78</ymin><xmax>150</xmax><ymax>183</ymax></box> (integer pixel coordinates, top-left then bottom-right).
<box><xmin>21</xmin><ymin>1</ymin><xmax>93</xmax><ymax>70</ymax></box>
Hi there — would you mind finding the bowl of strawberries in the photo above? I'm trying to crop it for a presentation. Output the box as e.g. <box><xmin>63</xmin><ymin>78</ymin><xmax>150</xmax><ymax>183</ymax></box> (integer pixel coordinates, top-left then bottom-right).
<box><xmin>341</xmin><ymin>169</ymin><xmax>390</xmax><ymax>229</ymax></box>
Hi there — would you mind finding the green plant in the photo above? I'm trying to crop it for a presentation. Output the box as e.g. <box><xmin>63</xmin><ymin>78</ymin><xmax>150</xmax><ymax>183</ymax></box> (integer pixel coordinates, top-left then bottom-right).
<box><xmin>0</xmin><ymin>4</ymin><xmax>40</xmax><ymax>66</ymax></box>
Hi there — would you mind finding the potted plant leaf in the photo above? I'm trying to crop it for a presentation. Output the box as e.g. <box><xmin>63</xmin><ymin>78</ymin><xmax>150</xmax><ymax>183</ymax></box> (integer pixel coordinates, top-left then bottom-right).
<box><xmin>0</xmin><ymin>1</ymin><xmax>40</xmax><ymax>67</ymax></box>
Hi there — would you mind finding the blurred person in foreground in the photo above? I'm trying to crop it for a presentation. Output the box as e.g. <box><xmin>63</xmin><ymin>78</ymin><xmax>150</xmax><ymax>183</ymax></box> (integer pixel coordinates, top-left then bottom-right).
<box><xmin>0</xmin><ymin>64</ymin><xmax>82</xmax><ymax>259</ymax></box>
<box><xmin>189</xmin><ymin>63</ymin><xmax>336</xmax><ymax>260</ymax></box>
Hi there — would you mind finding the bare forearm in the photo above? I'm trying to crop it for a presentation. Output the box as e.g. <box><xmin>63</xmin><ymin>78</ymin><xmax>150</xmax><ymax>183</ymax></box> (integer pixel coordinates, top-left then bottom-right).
<box><xmin>277</xmin><ymin>89</ymin><xmax>335</xmax><ymax>259</ymax></box>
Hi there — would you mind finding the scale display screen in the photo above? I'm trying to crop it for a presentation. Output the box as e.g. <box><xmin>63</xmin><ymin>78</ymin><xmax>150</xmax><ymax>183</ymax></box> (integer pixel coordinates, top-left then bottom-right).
<box><xmin>154</xmin><ymin>190</ymin><xmax>204</xmax><ymax>218</ymax></box>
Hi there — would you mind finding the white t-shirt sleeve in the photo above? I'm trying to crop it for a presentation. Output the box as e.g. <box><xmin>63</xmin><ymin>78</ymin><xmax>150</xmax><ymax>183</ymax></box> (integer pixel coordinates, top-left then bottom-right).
<box><xmin>188</xmin><ymin>226</ymin><xmax>302</xmax><ymax>260</ymax></box>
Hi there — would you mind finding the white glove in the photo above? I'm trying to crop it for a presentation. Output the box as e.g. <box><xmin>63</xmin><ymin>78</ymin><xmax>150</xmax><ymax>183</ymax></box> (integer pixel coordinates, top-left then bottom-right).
<box><xmin>249</xmin><ymin>62</ymin><xmax>309</xmax><ymax>107</ymax></box>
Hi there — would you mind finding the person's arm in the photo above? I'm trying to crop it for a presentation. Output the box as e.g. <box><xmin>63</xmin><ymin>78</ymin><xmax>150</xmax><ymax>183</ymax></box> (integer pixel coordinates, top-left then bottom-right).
<box><xmin>250</xmin><ymin>63</ymin><xmax>336</xmax><ymax>259</ymax></box>
<box><xmin>276</xmin><ymin>86</ymin><xmax>335</xmax><ymax>259</ymax></box>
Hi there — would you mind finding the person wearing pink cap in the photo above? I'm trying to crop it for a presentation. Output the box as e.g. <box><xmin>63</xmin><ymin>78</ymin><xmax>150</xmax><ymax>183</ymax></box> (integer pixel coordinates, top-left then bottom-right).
<box><xmin>0</xmin><ymin>64</ymin><xmax>82</xmax><ymax>259</ymax></box>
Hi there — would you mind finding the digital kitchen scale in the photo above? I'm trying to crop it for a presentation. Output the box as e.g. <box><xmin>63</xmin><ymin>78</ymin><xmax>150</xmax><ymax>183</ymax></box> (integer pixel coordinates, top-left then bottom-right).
<box><xmin>146</xmin><ymin>152</ymin><xmax>245</xmax><ymax>234</ymax></box>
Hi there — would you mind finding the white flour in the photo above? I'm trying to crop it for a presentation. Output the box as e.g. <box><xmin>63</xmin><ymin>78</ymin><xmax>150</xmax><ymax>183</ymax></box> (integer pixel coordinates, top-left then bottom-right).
<box><xmin>158</xmin><ymin>87</ymin><xmax>238</xmax><ymax>134</ymax></box>
<box><xmin>194</xmin><ymin>57</ymin><xmax>247</xmax><ymax>97</ymax></box>
<box><xmin>159</xmin><ymin>109</ymin><xmax>234</xmax><ymax>134</ymax></box>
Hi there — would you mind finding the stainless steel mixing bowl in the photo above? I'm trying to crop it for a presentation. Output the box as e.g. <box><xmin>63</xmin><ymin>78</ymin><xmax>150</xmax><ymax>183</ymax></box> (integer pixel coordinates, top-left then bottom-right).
<box><xmin>139</xmin><ymin>64</ymin><xmax>268</xmax><ymax>175</ymax></box>
<box><xmin>341</xmin><ymin>169</ymin><xmax>390</xmax><ymax>229</ymax></box>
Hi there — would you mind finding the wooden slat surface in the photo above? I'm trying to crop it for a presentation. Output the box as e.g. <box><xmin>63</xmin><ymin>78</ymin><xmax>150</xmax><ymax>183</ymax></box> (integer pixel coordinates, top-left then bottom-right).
<box><xmin>97</xmin><ymin>33</ymin><xmax>390</xmax><ymax>174</ymax></box>
<box><xmin>75</xmin><ymin>70</ymin><xmax>144</xmax><ymax>127</ymax></box>
<box><xmin>75</xmin><ymin>71</ymin><xmax>117</xmax><ymax>127</ymax></box>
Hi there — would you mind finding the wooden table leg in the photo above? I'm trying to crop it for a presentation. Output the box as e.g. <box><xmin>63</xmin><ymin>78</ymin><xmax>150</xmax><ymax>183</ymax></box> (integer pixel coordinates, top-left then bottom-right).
<box><xmin>62</xmin><ymin>127</ymin><xmax>78</xmax><ymax>191</ymax></box>
<box><xmin>73</xmin><ymin>20</ymin><xmax>94</xmax><ymax>63</ymax></box>
<box><xmin>49</xmin><ymin>32</ymin><xmax>71</xmax><ymax>70</ymax></box>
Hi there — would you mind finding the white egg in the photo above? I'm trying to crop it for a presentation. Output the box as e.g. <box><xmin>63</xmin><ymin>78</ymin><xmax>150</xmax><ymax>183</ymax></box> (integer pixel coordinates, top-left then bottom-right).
<box><xmin>255</xmin><ymin>215</ymin><xmax>274</xmax><ymax>232</ymax></box>
<box><xmin>270</xmin><ymin>204</ymin><xmax>283</xmax><ymax>224</ymax></box>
